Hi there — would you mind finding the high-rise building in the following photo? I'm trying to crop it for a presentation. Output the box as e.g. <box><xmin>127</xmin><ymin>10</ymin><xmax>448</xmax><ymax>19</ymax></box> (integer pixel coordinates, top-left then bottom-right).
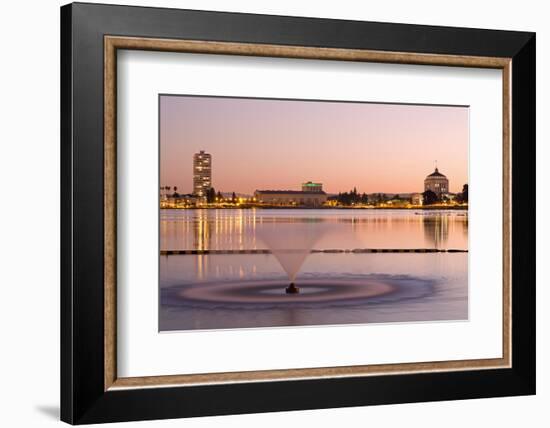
<box><xmin>193</xmin><ymin>150</ymin><xmax>212</xmax><ymax>199</ymax></box>
<box><xmin>424</xmin><ymin>167</ymin><xmax>449</xmax><ymax>195</ymax></box>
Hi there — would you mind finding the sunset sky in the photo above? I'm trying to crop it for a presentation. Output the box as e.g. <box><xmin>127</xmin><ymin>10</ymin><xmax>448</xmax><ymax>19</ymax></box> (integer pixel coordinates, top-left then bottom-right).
<box><xmin>160</xmin><ymin>95</ymin><xmax>468</xmax><ymax>195</ymax></box>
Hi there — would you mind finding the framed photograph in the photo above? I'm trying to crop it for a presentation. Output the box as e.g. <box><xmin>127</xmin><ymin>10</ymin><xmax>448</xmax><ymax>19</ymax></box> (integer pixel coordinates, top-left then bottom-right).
<box><xmin>61</xmin><ymin>2</ymin><xmax>535</xmax><ymax>424</ymax></box>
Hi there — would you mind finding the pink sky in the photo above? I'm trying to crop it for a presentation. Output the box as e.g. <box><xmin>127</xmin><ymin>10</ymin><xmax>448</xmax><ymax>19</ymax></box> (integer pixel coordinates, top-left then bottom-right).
<box><xmin>160</xmin><ymin>95</ymin><xmax>468</xmax><ymax>195</ymax></box>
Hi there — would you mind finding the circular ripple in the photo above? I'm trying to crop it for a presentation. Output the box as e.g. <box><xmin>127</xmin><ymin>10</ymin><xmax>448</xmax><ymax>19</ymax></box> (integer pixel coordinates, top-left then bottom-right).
<box><xmin>161</xmin><ymin>276</ymin><xmax>434</xmax><ymax>310</ymax></box>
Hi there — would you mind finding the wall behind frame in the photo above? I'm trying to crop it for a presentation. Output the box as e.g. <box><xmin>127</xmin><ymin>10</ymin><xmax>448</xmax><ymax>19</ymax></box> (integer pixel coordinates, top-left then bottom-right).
<box><xmin>0</xmin><ymin>1</ymin><xmax>545</xmax><ymax>427</ymax></box>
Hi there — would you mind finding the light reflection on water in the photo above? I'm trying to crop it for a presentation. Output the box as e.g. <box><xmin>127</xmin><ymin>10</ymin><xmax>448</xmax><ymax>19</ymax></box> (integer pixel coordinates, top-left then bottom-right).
<box><xmin>160</xmin><ymin>208</ymin><xmax>468</xmax><ymax>251</ymax></box>
<box><xmin>159</xmin><ymin>209</ymin><xmax>468</xmax><ymax>331</ymax></box>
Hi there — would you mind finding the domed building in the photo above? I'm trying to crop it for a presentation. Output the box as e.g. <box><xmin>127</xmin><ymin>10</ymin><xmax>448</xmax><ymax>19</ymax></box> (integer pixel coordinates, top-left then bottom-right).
<box><xmin>424</xmin><ymin>167</ymin><xmax>449</xmax><ymax>195</ymax></box>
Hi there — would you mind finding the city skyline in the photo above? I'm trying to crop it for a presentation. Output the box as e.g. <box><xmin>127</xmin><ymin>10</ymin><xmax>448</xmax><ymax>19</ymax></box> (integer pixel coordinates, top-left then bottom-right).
<box><xmin>160</xmin><ymin>95</ymin><xmax>468</xmax><ymax>195</ymax></box>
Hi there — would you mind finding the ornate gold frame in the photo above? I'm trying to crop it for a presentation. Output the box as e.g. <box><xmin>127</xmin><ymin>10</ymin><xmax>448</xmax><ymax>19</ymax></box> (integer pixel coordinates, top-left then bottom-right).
<box><xmin>104</xmin><ymin>35</ymin><xmax>512</xmax><ymax>391</ymax></box>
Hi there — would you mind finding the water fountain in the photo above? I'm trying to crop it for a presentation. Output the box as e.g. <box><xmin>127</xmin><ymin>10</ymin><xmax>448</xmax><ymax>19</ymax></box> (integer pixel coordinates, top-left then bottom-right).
<box><xmin>160</xmin><ymin>215</ymin><xmax>443</xmax><ymax>331</ymax></box>
<box><xmin>257</xmin><ymin>221</ymin><xmax>323</xmax><ymax>294</ymax></box>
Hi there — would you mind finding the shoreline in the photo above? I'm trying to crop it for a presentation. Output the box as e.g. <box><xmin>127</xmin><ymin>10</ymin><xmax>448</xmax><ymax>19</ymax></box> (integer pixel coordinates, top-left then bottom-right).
<box><xmin>160</xmin><ymin>205</ymin><xmax>468</xmax><ymax>210</ymax></box>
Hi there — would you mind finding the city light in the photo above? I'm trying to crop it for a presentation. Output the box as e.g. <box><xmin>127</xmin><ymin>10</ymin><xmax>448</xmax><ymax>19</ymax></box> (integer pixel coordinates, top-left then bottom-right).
<box><xmin>160</xmin><ymin>152</ymin><xmax>468</xmax><ymax>210</ymax></box>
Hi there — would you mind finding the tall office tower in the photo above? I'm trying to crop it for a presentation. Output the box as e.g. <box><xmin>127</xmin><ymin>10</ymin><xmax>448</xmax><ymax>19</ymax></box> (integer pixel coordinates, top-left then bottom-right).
<box><xmin>193</xmin><ymin>150</ymin><xmax>212</xmax><ymax>200</ymax></box>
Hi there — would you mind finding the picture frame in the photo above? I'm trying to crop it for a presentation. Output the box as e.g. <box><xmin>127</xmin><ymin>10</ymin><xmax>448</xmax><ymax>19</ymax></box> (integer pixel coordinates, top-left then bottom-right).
<box><xmin>61</xmin><ymin>2</ymin><xmax>535</xmax><ymax>424</ymax></box>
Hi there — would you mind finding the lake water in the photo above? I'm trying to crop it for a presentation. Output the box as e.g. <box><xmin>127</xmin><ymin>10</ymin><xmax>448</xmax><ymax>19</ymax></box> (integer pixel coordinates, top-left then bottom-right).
<box><xmin>160</xmin><ymin>209</ymin><xmax>468</xmax><ymax>331</ymax></box>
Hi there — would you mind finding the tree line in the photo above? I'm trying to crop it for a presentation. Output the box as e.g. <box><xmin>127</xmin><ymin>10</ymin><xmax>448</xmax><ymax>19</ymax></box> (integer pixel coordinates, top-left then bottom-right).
<box><xmin>422</xmin><ymin>184</ymin><xmax>468</xmax><ymax>205</ymax></box>
<box><xmin>335</xmin><ymin>184</ymin><xmax>469</xmax><ymax>206</ymax></box>
<box><xmin>162</xmin><ymin>185</ymin><xmax>240</xmax><ymax>204</ymax></box>
<box><xmin>335</xmin><ymin>188</ymin><xmax>406</xmax><ymax>205</ymax></box>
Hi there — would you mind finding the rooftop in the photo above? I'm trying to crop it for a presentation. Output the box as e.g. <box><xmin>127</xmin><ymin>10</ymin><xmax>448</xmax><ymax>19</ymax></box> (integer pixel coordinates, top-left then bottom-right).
<box><xmin>426</xmin><ymin>167</ymin><xmax>447</xmax><ymax>178</ymax></box>
<box><xmin>255</xmin><ymin>190</ymin><xmax>327</xmax><ymax>195</ymax></box>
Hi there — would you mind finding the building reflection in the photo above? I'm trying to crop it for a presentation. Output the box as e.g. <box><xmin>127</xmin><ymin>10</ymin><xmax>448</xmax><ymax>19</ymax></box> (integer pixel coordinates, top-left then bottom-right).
<box><xmin>161</xmin><ymin>210</ymin><xmax>468</xmax><ymax>281</ymax></box>
<box><xmin>193</xmin><ymin>210</ymin><xmax>210</xmax><ymax>279</ymax></box>
<box><xmin>190</xmin><ymin>210</ymin><xmax>260</xmax><ymax>279</ymax></box>
<box><xmin>193</xmin><ymin>210</ymin><xmax>212</xmax><ymax>251</ymax></box>
<box><xmin>164</xmin><ymin>210</ymin><xmax>469</xmax><ymax>252</ymax></box>
<box><xmin>422</xmin><ymin>215</ymin><xmax>449</xmax><ymax>249</ymax></box>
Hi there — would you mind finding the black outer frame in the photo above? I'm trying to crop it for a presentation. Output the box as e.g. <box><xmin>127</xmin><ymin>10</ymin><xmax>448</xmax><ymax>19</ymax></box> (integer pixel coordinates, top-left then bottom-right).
<box><xmin>60</xmin><ymin>2</ymin><xmax>535</xmax><ymax>424</ymax></box>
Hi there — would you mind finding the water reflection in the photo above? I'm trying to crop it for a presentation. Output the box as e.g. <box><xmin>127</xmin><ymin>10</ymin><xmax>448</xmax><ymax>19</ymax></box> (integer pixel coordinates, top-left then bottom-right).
<box><xmin>422</xmin><ymin>214</ymin><xmax>469</xmax><ymax>249</ymax></box>
<box><xmin>160</xmin><ymin>210</ymin><xmax>468</xmax><ymax>331</ymax></box>
<box><xmin>160</xmin><ymin>209</ymin><xmax>468</xmax><ymax>251</ymax></box>
<box><xmin>193</xmin><ymin>210</ymin><xmax>211</xmax><ymax>251</ymax></box>
<box><xmin>160</xmin><ymin>253</ymin><xmax>468</xmax><ymax>331</ymax></box>
<box><xmin>422</xmin><ymin>215</ymin><xmax>449</xmax><ymax>248</ymax></box>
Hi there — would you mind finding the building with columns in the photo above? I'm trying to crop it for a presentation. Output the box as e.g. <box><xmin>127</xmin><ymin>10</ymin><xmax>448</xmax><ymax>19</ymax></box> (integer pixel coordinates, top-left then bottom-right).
<box><xmin>255</xmin><ymin>182</ymin><xmax>327</xmax><ymax>207</ymax></box>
